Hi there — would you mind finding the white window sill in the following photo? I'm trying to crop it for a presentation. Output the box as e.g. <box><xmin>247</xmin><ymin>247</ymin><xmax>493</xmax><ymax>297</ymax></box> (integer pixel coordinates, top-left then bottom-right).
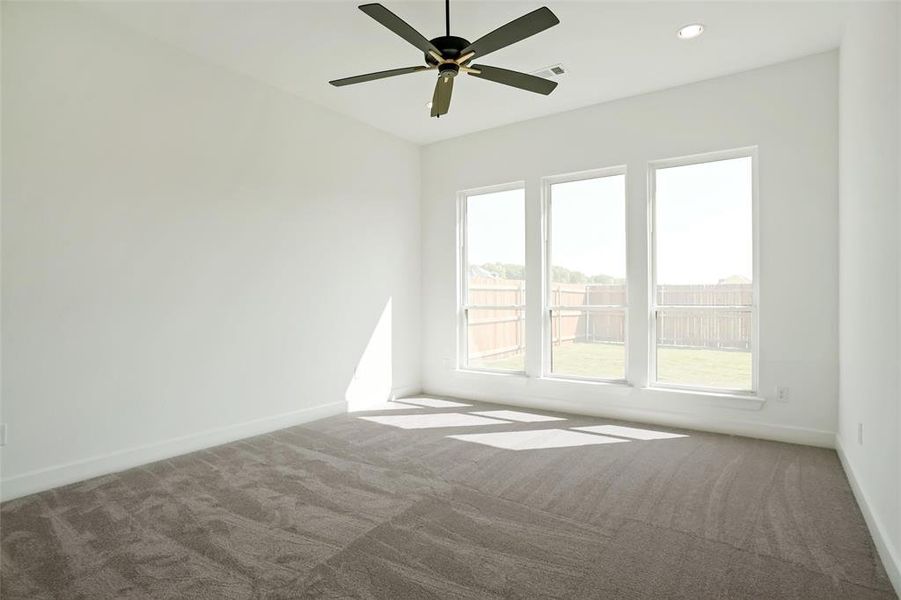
<box><xmin>538</xmin><ymin>376</ymin><xmax>632</xmax><ymax>388</ymax></box>
<box><xmin>450</xmin><ymin>369</ymin><xmax>767</xmax><ymax>408</ymax></box>
<box><xmin>642</xmin><ymin>385</ymin><xmax>766</xmax><ymax>405</ymax></box>
<box><xmin>455</xmin><ymin>368</ymin><xmax>527</xmax><ymax>378</ymax></box>
<box><xmin>455</xmin><ymin>370</ymin><xmax>632</xmax><ymax>388</ymax></box>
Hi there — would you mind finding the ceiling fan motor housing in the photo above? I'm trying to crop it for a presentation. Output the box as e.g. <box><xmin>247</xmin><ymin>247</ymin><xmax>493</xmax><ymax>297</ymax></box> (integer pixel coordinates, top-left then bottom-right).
<box><xmin>426</xmin><ymin>36</ymin><xmax>472</xmax><ymax>64</ymax></box>
<box><xmin>438</xmin><ymin>63</ymin><xmax>460</xmax><ymax>78</ymax></box>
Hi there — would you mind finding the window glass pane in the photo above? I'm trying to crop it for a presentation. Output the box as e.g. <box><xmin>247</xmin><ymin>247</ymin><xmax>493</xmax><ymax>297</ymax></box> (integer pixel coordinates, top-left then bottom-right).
<box><xmin>655</xmin><ymin>157</ymin><xmax>752</xmax><ymax>305</ymax></box>
<box><xmin>549</xmin><ymin>175</ymin><xmax>626</xmax><ymax>295</ymax></box>
<box><xmin>464</xmin><ymin>187</ymin><xmax>525</xmax><ymax>371</ymax></box>
<box><xmin>467</xmin><ymin>189</ymin><xmax>525</xmax><ymax>306</ymax></box>
<box><xmin>655</xmin><ymin>308</ymin><xmax>752</xmax><ymax>390</ymax></box>
<box><xmin>547</xmin><ymin>174</ymin><xmax>626</xmax><ymax>380</ymax></box>
<box><xmin>467</xmin><ymin>308</ymin><xmax>525</xmax><ymax>371</ymax></box>
<box><xmin>550</xmin><ymin>308</ymin><xmax>625</xmax><ymax>380</ymax></box>
<box><xmin>653</xmin><ymin>155</ymin><xmax>754</xmax><ymax>391</ymax></box>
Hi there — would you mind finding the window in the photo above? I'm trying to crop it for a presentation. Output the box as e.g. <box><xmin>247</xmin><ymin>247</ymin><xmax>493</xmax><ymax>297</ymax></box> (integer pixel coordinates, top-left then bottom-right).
<box><xmin>544</xmin><ymin>169</ymin><xmax>627</xmax><ymax>381</ymax></box>
<box><xmin>460</xmin><ymin>185</ymin><xmax>526</xmax><ymax>372</ymax></box>
<box><xmin>454</xmin><ymin>149</ymin><xmax>758</xmax><ymax>397</ymax></box>
<box><xmin>650</xmin><ymin>151</ymin><xmax>756</xmax><ymax>392</ymax></box>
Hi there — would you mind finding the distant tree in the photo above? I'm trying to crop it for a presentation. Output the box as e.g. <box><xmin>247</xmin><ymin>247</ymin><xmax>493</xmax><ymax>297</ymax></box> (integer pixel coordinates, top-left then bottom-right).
<box><xmin>551</xmin><ymin>266</ymin><xmax>587</xmax><ymax>283</ymax></box>
<box><xmin>480</xmin><ymin>263</ymin><xmax>525</xmax><ymax>280</ymax></box>
<box><xmin>480</xmin><ymin>263</ymin><xmax>623</xmax><ymax>285</ymax></box>
<box><xmin>588</xmin><ymin>274</ymin><xmax>614</xmax><ymax>284</ymax></box>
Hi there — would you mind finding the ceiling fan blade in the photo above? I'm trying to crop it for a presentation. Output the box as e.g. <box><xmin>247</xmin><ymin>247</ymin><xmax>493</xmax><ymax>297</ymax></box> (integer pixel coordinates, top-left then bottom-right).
<box><xmin>460</xmin><ymin>7</ymin><xmax>559</xmax><ymax>60</ymax></box>
<box><xmin>359</xmin><ymin>4</ymin><xmax>442</xmax><ymax>56</ymax></box>
<box><xmin>469</xmin><ymin>64</ymin><xmax>557</xmax><ymax>95</ymax></box>
<box><xmin>330</xmin><ymin>65</ymin><xmax>430</xmax><ymax>87</ymax></box>
<box><xmin>431</xmin><ymin>74</ymin><xmax>454</xmax><ymax>117</ymax></box>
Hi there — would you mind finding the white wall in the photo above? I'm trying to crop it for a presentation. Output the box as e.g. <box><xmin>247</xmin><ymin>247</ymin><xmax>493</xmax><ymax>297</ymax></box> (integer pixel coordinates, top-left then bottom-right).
<box><xmin>0</xmin><ymin>3</ymin><xmax>421</xmax><ymax>499</ymax></box>
<box><xmin>421</xmin><ymin>52</ymin><xmax>839</xmax><ymax>447</ymax></box>
<box><xmin>836</xmin><ymin>1</ymin><xmax>901</xmax><ymax>589</ymax></box>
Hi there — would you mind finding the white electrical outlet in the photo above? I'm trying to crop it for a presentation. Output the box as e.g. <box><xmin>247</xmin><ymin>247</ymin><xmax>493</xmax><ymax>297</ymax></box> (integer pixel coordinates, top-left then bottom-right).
<box><xmin>776</xmin><ymin>386</ymin><xmax>790</xmax><ymax>402</ymax></box>
<box><xmin>858</xmin><ymin>423</ymin><xmax>864</xmax><ymax>445</ymax></box>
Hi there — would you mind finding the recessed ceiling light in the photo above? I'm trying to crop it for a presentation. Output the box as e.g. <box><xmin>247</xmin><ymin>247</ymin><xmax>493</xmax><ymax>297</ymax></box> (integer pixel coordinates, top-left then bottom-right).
<box><xmin>425</xmin><ymin>101</ymin><xmax>433</xmax><ymax>110</ymax></box>
<box><xmin>677</xmin><ymin>23</ymin><xmax>705</xmax><ymax>40</ymax></box>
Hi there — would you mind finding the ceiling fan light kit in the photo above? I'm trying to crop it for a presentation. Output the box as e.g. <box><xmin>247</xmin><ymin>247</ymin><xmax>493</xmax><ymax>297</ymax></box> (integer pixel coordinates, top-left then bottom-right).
<box><xmin>329</xmin><ymin>0</ymin><xmax>560</xmax><ymax>118</ymax></box>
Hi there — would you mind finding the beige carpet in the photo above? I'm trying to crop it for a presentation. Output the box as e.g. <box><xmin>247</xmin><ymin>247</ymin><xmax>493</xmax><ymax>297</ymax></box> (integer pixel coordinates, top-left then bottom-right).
<box><xmin>1</xmin><ymin>396</ymin><xmax>895</xmax><ymax>599</ymax></box>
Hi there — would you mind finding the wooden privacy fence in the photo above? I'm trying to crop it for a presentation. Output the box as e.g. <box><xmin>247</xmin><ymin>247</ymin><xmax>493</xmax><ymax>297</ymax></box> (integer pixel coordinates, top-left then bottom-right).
<box><xmin>655</xmin><ymin>308</ymin><xmax>751</xmax><ymax>350</ymax></box>
<box><xmin>467</xmin><ymin>278</ymin><xmax>752</xmax><ymax>360</ymax></box>
<box><xmin>467</xmin><ymin>277</ymin><xmax>525</xmax><ymax>359</ymax></box>
<box><xmin>656</xmin><ymin>283</ymin><xmax>752</xmax><ymax>351</ymax></box>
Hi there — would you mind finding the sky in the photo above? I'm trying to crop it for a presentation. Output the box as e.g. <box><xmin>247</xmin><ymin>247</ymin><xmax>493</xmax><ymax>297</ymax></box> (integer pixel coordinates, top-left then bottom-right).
<box><xmin>655</xmin><ymin>157</ymin><xmax>752</xmax><ymax>285</ymax></box>
<box><xmin>466</xmin><ymin>156</ymin><xmax>752</xmax><ymax>285</ymax></box>
<box><xmin>550</xmin><ymin>175</ymin><xmax>626</xmax><ymax>278</ymax></box>
<box><xmin>467</xmin><ymin>188</ymin><xmax>525</xmax><ymax>267</ymax></box>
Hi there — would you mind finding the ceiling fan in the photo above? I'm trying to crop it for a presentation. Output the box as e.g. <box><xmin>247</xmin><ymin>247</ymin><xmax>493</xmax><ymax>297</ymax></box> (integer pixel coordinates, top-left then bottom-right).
<box><xmin>329</xmin><ymin>0</ymin><xmax>560</xmax><ymax>118</ymax></box>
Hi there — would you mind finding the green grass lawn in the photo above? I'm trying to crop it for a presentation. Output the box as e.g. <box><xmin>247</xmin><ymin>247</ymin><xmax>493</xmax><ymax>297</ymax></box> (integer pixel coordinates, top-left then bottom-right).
<box><xmin>473</xmin><ymin>342</ymin><xmax>751</xmax><ymax>390</ymax></box>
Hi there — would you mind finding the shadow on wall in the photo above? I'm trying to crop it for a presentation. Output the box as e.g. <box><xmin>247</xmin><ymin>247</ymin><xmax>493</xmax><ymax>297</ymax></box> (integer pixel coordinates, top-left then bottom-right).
<box><xmin>345</xmin><ymin>298</ymin><xmax>393</xmax><ymax>411</ymax></box>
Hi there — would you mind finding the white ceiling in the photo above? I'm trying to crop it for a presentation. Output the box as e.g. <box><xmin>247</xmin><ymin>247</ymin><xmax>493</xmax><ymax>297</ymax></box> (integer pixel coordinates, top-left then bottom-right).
<box><xmin>88</xmin><ymin>1</ymin><xmax>851</xmax><ymax>144</ymax></box>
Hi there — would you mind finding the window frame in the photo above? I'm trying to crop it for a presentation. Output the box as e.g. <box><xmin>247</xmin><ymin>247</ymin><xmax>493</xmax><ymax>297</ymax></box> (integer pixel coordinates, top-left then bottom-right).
<box><xmin>457</xmin><ymin>181</ymin><xmax>528</xmax><ymax>374</ymax></box>
<box><xmin>647</xmin><ymin>147</ymin><xmax>760</xmax><ymax>395</ymax></box>
<box><xmin>540</xmin><ymin>166</ymin><xmax>629</xmax><ymax>383</ymax></box>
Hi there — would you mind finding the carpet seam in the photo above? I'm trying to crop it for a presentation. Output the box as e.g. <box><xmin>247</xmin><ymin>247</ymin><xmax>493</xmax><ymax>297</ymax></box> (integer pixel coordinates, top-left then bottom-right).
<box><xmin>296</xmin><ymin>425</ymin><xmax>893</xmax><ymax>595</ymax></box>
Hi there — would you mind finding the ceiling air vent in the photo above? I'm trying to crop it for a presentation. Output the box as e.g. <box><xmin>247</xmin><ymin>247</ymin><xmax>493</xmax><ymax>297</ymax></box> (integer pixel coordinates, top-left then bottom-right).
<box><xmin>531</xmin><ymin>64</ymin><xmax>566</xmax><ymax>79</ymax></box>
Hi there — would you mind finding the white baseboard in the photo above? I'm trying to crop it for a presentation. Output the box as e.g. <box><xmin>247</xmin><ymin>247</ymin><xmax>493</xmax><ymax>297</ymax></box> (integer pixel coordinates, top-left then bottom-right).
<box><xmin>0</xmin><ymin>401</ymin><xmax>347</xmax><ymax>502</ymax></box>
<box><xmin>423</xmin><ymin>385</ymin><xmax>835</xmax><ymax>448</ymax></box>
<box><xmin>835</xmin><ymin>436</ymin><xmax>901</xmax><ymax>596</ymax></box>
